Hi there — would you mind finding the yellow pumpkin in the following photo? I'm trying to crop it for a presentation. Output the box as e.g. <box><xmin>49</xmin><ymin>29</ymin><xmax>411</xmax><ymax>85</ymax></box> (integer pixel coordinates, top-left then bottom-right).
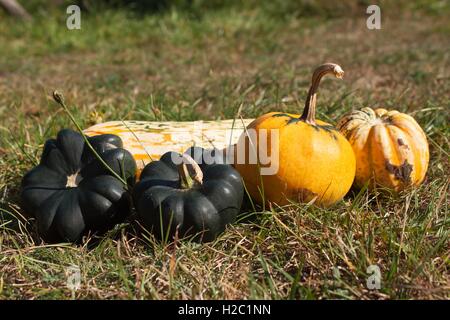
<box><xmin>336</xmin><ymin>107</ymin><xmax>429</xmax><ymax>191</ymax></box>
<box><xmin>233</xmin><ymin>63</ymin><xmax>356</xmax><ymax>207</ymax></box>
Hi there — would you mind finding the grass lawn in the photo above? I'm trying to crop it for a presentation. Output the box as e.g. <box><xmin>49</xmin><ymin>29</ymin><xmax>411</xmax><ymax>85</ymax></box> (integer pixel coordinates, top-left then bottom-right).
<box><xmin>0</xmin><ymin>1</ymin><xmax>448</xmax><ymax>299</ymax></box>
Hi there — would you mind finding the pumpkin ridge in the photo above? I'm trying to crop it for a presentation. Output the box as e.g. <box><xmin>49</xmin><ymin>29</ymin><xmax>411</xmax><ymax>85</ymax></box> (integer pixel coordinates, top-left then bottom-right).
<box><xmin>367</xmin><ymin>125</ymin><xmax>378</xmax><ymax>187</ymax></box>
<box><xmin>54</xmin><ymin>189</ymin><xmax>85</xmax><ymax>242</ymax></box>
<box><xmin>36</xmin><ymin>189</ymin><xmax>65</xmax><ymax>237</ymax></box>
<box><xmin>374</xmin><ymin>125</ymin><xmax>401</xmax><ymax>188</ymax></box>
<box><xmin>336</xmin><ymin>115</ymin><xmax>357</xmax><ymax>131</ymax></box>
<box><xmin>381</xmin><ymin>124</ymin><xmax>407</xmax><ymax>184</ymax></box>
<box><xmin>405</xmin><ymin>130</ymin><xmax>422</xmax><ymax>183</ymax></box>
<box><xmin>386</xmin><ymin>125</ymin><xmax>417</xmax><ymax>185</ymax></box>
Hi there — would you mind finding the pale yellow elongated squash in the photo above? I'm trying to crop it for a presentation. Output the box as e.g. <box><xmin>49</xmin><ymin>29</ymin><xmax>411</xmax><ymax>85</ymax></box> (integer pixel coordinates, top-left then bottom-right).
<box><xmin>336</xmin><ymin>107</ymin><xmax>429</xmax><ymax>191</ymax></box>
<box><xmin>83</xmin><ymin>119</ymin><xmax>254</xmax><ymax>171</ymax></box>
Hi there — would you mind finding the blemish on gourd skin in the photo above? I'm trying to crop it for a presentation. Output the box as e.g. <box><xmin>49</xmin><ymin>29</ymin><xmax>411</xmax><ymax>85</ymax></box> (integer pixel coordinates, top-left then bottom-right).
<box><xmin>385</xmin><ymin>160</ymin><xmax>413</xmax><ymax>183</ymax></box>
<box><xmin>336</xmin><ymin>116</ymin><xmax>354</xmax><ymax>131</ymax></box>
<box><xmin>292</xmin><ymin>188</ymin><xmax>318</xmax><ymax>203</ymax></box>
<box><xmin>397</xmin><ymin>138</ymin><xmax>410</xmax><ymax>149</ymax></box>
<box><xmin>384</xmin><ymin>116</ymin><xmax>394</xmax><ymax>125</ymax></box>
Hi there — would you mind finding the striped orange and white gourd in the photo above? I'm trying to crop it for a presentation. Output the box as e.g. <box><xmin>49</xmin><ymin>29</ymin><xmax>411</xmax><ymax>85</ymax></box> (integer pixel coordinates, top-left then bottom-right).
<box><xmin>336</xmin><ymin>107</ymin><xmax>429</xmax><ymax>191</ymax></box>
<box><xmin>83</xmin><ymin>119</ymin><xmax>254</xmax><ymax>172</ymax></box>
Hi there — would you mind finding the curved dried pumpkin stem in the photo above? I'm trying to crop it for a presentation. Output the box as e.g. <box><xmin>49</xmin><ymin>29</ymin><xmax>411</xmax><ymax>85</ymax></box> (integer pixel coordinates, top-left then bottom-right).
<box><xmin>178</xmin><ymin>154</ymin><xmax>203</xmax><ymax>189</ymax></box>
<box><xmin>300</xmin><ymin>63</ymin><xmax>344</xmax><ymax>125</ymax></box>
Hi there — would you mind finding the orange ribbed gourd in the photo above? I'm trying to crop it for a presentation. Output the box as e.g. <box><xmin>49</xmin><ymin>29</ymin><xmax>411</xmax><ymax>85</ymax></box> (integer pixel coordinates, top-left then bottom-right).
<box><xmin>337</xmin><ymin>107</ymin><xmax>429</xmax><ymax>191</ymax></box>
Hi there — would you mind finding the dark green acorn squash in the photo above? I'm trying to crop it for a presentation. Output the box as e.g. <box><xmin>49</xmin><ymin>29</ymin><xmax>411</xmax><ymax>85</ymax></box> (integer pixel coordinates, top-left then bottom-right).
<box><xmin>133</xmin><ymin>147</ymin><xmax>244</xmax><ymax>242</ymax></box>
<box><xmin>21</xmin><ymin>129</ymin><xmax>137</xmax><ymax>243</ymax></box>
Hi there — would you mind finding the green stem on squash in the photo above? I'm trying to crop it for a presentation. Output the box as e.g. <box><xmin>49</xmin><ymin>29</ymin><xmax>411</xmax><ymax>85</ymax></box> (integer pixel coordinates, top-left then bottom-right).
<box><xmin>52</xmin><ymin>91</ymin><xmax>129</xmax><ymax>188</ymax></box>
<box><xmin>178</xmin><ymin>154</ymin><xmax>203</xmax><ymax>189</ymax></box>
<box><xmin>300</xmin><ymin>63</ymin><xmax>344</xmax><ymax>125</ymax></box>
